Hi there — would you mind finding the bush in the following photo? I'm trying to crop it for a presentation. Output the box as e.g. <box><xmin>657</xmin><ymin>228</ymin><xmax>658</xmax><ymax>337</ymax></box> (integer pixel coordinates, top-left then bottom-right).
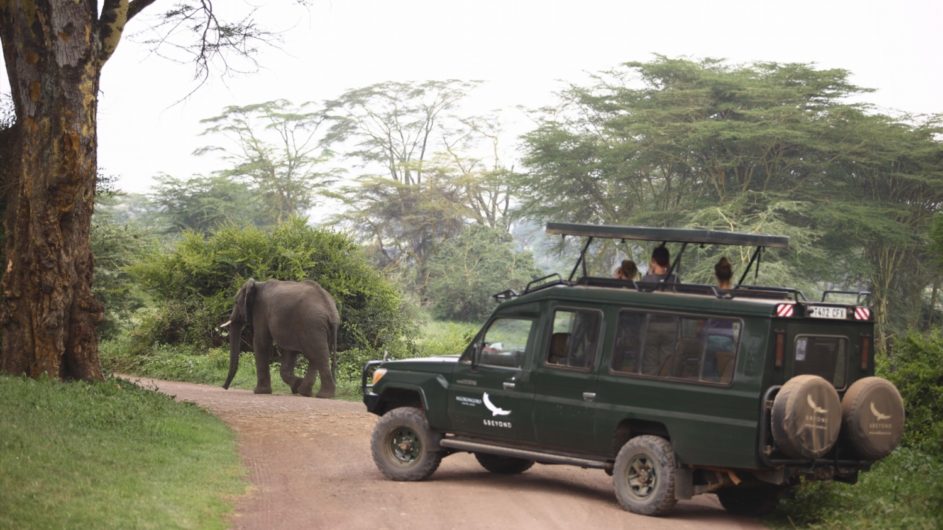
<box><xmin>130</xmin><ymin>218</ymin><xmax>416</xmax><ymax>355</ymax></box>
<box><xmin>879</xmin><ymin>331</ymin><xmax>943</xmax><ymax>457</ymax></box>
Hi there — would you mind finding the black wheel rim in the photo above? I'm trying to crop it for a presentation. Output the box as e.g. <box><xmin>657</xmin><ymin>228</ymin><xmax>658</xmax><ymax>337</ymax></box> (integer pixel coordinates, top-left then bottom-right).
<box><xmin>626</xmin><ymin>454</ymin><xmax>657</xmax><ymax>498</ymax></box>
<box><xmin>389</xmin><ymin>427</ymin><xmax>421</xmax><ymax>465</ymax></box>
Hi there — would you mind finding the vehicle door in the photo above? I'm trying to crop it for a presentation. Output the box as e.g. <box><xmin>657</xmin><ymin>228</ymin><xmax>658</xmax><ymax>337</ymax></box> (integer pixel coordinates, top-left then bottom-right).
<box><xmin>531</xmin><ymin>305</ymin><xmax>605</xmax><ymax>454</ymax></box>
<box><xmin>447</xmin><ymin>311</ymin><xmax>538</xmax><ymax>443</ymax></box>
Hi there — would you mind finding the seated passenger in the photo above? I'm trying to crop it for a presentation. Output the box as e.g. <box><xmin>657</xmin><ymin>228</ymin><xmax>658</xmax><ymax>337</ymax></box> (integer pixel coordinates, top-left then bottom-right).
<box><xmin>641</xmin><ymin>246</ymin><xmax>677</xmax><ymax>284</ymax></box>
<box><xmin>613</xmin><ymin>259</ymin><xmax>639</xmax><ymax>281</ymax></box>
<box><xmin>715</xmin><ymin>256</ymin><xmax>733</xmax><ymax>290</ymax></box>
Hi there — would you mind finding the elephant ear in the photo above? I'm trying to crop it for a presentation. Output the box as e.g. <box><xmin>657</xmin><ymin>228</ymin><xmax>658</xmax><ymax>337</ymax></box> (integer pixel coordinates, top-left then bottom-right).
<box><xmin>239</xmin><ymin>278</ymin><xmax>257</xmax><ymax>323</ymax></box>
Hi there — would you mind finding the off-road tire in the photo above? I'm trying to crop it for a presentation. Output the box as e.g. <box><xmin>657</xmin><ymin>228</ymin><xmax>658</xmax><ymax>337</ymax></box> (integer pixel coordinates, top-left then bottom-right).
<box><xmin>771</xmin><ymin>375</ymin><xmax>841</xmax><ymax>459</ymax></box>
<box><xmin>474</xmin><ymin>453</ymin><xmax>535</xmax><ymax>474</ymax></box>
<box><xmin>612</xmin><ymin>435</ymin><xmax>677</xmax><ymax>516</ymax></box>
<box><xmin>841</xmin><ymin>376</ymin><xmax>905</xmax><ymax>459</ymax></box>
<box><xmin>716</xmin><ymin>484</ymin><xmax>784</xmax><ymax>516</ymax></box>
<box><xmin>371</xmin><ymin>407</ymin><xmax>443</xmax><ymax>481</ymax></box>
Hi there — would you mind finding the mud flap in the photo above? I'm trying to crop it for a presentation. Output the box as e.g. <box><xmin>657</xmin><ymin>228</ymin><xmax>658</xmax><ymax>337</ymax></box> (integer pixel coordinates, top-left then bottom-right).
<box><xmin>674</xmin><ymin>467</ymin><xmax>694</xmax><ymax>500</ymax></box>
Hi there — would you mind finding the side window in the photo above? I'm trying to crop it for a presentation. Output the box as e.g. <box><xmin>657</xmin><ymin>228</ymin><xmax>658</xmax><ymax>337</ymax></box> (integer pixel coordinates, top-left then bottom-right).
<box><xmin>546</xmin><ymin>309</ymin><xmax>602</xmax><ymax>370</ymax></box>
<box><xmin>616</xmin><ymin>311</ymin><xmax>740</xmax><ymax>384</ymax></box>
<box><xmin>795</xmin><ymin>336</ymin><xmax>847</xmax><ymax>388</ymax></box>
<box><xmin>703</xmin><ymin>319</ymin><xmax>740</xmax><ymax>383</ymax></box>
<box><xmin>478</xmin><ymin>318</ymin><xmax>534</xmax><ymax>369</ymax></box>
<box><xmin>641</xmin><ymin>314</ymin><xmax>679</xmax><ymax>376</ymax></box>
<box><xmin>611</xmin><ymin>310</ymin><xmax>645</xmax><ymax>373</ymax></box>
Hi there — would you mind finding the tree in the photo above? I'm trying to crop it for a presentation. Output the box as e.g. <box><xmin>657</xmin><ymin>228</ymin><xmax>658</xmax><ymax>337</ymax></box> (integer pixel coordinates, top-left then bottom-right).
<box><xmin>325</xmin><ymin>80</ymin><xmax>520</xmax><ymax>298</ymax></box>
<box><xmin>149</xmin><ymin>173</ymin><xmax>268</xmax><ymax>234</ymax></box>
<box><xmin>0</xmin><ymin>2</ymin><xmax>306</xmax><ymax>380</ymax></box>
<box><xmin>325</xmin><ymin>80</ymin><xmax>481</xmax><ymax>186</ymax></box>
<box><xmin>517</xmin><ymin>57</ymin><xmax>943</xmax><ymax>346</ymax></box>
<box><xmin>425</xmin><ymin>225</ymin><xmax>539</xmax><ymax>322</ymax></box>
<box><xmin>196</xmin><ymin>99</ymin><xmax>337</xmax><ymax>224</ymax></box>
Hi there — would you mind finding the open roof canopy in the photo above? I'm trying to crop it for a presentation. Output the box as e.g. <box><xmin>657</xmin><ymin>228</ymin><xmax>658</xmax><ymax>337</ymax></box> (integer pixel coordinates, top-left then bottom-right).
<box><xmin>546</xmin><ymin>222</ymin><xmax>789</xmax><ymax>249</ymax></box>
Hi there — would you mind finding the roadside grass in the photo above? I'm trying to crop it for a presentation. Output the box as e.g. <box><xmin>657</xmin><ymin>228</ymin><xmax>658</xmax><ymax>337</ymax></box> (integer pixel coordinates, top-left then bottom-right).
<box><xmin>102</xmin><ymin>318</ymin><xmax>480</xmax><ymax>402</ymax></box>
<box><xmin>0</xmin><ymin>375</ymin><xmax>246</xmax><ymax>530</ymax></box>
<box><xmin>766</xmin><ymin>447</ymin><xmax>943</xmax><ymax>529</ymax></box>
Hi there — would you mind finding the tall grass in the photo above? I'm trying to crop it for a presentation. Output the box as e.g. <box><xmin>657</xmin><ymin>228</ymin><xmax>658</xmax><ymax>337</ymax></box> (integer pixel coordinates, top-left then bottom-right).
<box><xmin>0</xmin><ymin>375</ymin><xmax>246</xmax><ymax>529</ymax></box>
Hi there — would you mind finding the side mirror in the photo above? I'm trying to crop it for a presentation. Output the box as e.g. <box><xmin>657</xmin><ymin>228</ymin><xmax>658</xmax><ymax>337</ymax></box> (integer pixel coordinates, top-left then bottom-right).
<box><xmin>470</xmin><ymin>342</ymin><xmax>481</xmax><ymax>368</ymax></box>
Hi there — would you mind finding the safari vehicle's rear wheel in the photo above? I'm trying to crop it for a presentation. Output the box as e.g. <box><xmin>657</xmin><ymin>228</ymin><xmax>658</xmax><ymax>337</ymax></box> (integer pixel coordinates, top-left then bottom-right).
<box><xmin>474</xmin><ymin>453</ymin><xmax>535</xmax><ymax>474</ymax></box>
<box><xmin>612</xmin><ymin>435</ymin><xmax>677</xmax><ymax>516</ymax></box>
<box><xmin>371</xmin><ymin>407</ymin><xmax>443</xmax><ymax>481</ymax></box>
<box><xmin>716</xmin><ymin>484</ymin><xmax>786</xmax><ymax>516</ymax></box>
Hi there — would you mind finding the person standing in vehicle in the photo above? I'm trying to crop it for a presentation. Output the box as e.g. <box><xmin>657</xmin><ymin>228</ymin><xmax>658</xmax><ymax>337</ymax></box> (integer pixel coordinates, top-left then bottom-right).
<box><xmin>641</xmin><ymin>246</ymin><xmax>677</xmax><ymax>284</ymax></box>
<box><xmin>715</xmin><ymin>256</ymin><xmax>733</xmax><ymax>290</ymax></box>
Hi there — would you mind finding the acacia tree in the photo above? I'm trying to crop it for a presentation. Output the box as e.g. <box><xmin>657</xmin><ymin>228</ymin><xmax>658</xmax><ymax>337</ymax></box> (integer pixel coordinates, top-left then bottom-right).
<box><xmin>0</xmin><ymin>2</ymin><xmax>305</xmax><ymax>380</ymax></box>
<box><xmin>196</xmin><ymin>99</ymin><xmax>337</xmax><ymax>224</ymax></box>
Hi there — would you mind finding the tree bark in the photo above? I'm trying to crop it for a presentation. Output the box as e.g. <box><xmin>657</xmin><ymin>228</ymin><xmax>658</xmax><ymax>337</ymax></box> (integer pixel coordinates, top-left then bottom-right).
<box><xmin>0</xmin><ymin>1</ymin><xmax>105</xmax><ymax>380</ymax></box>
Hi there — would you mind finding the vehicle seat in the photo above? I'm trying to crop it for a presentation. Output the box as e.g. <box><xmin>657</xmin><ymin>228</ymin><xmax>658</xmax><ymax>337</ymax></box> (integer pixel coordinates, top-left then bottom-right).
<box><xmin>548</xmin><ymin>332</ymin><xmax>569</xmax><ymax>364</ymax></box>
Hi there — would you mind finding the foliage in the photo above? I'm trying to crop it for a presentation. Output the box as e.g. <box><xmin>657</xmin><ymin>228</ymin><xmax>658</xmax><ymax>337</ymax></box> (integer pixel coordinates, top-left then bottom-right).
<box><xmin>517</xmin><ymin>57</ymin><xmax>943</xmax><ymax>342</ymax></box>
<box><xmin>324</xmin><ymin>81</ymin><xmax>518</xmax><ymax>297</ymax></box>
<box><xmin>196</xmin><ymin>100</ymin><xmax>338</xmax><ymax>224</ymax></box>
<box><xmin>767</xmin><ymin>448</ymin><xmax>943</xmax><ymax>529</ymax></box>
<box><xmin>148</xmin><ymin>173</ymin><xmax>270</xmax><ymax>233</ymax></box>
<box><xmin>130</xmin><ymin>218</ymin><xmax>414</xmax><ymax>354</ymax></box>
<box><xmin>0</xmin><ymin>375</ymin><xmax>245</xmax><ymax>529</ymax></box>
<box><xmin>426</xmin><ymin>226</ymin><xmax>540</xmax><ymax>321</ymax></box>
<box><xmin>879</xmin><ymin>331</ymin><xmax>943</xmax><ymax>457</ymax></box>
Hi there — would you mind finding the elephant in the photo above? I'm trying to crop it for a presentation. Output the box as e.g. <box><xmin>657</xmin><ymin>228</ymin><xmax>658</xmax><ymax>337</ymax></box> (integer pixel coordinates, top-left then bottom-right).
<box><xmin>222</xmin><ymin>278</ymin><xmax>340</xmax><ymax>398</ymax></box>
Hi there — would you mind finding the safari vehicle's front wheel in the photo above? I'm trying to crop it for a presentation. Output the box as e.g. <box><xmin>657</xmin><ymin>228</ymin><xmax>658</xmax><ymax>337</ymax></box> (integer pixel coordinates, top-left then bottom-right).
<box><xmin>371</xmin><ymin>407</ymin><xmax>443</xmax><ymax>481</ymax></box>
<box><xmin>612</xmin><ymin>435</ymin><xmax>677</xmax><ymax>516</ymax></box>
<box><xmin>474</xmin><ymin>453</ymin><xmax>535</xmax><ymax>474</ymax></box>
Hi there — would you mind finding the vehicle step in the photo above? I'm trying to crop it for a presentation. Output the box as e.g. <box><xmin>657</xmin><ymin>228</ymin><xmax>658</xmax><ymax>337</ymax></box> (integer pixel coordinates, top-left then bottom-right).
<box><xmin>440</xmin><ymin>438</ymin><xmax>610</xmax><ymax>469</ymax></box>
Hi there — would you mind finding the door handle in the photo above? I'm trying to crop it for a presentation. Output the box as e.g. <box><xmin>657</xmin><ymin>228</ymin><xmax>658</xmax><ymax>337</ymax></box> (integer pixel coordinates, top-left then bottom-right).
<box><xmin>582</xmin><ymin>392</ymin><xmax>596</xmax><ymax>402</ymax></box>
<box><xmin>503</xmin><ymin>381</ymin><xmax>516</xmax><ymax>390</ymax></box>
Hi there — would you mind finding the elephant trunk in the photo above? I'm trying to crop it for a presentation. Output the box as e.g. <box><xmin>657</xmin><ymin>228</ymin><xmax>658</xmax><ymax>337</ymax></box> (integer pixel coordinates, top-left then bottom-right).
<box><xmin>223</xmin><ymin>321</ymin><xmax>243</xmax><ymax>389</ymax></box>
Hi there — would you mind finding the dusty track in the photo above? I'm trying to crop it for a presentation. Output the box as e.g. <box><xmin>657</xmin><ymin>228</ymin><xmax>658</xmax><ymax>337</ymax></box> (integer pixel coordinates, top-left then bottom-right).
<box><xmin>129</xmin><ymin>377</ymin><xmax>763</xmax><ymax>530</ymax></box>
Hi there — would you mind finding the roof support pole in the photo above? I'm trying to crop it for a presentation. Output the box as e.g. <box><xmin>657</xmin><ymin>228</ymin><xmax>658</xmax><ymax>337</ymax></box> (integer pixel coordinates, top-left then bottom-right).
<box><xmin>736</xmin><ymin>246</ymin><xmax>763</xmax><ymax>288</ymax></box>
<box><xmin>568</xmin><ymin>237</ymin><xmax>594</xmax><ymax>281</ymax></box>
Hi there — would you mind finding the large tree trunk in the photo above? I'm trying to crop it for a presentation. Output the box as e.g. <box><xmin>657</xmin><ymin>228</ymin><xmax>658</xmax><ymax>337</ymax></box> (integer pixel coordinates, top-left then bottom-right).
<box><xmin>0</xmin><ymin>2</ymin><xmax>106</xmax><ymax>380</ymax></box>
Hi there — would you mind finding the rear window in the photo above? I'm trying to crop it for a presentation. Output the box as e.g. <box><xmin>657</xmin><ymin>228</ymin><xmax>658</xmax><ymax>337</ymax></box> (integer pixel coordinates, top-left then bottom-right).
<box><xmin>794</xmin><ymin>335</ymin><xmax>847</xmax><ymax>388</ymax></box>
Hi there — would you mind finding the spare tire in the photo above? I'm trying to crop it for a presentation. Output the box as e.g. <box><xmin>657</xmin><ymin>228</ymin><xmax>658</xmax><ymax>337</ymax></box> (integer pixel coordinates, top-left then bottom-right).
<box><xmin>841</xmin><ymin>377</ymin><xmax>905</xmax><ymax>459</ymax></box>
<box><xmin>771</xmin><ymin>375</ymin><xmax>842</xmax><ymax>459</ymax></box>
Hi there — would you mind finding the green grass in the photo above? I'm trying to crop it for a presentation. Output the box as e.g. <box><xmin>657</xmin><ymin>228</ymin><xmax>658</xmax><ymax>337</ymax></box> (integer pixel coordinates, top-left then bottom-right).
<box><xmin>0</xmin><ymin>375</ymin><xmax>246</xmax><ymax>529</ymax></box>
<box><xmin>766</xmin><ymin>447</ymin><xmax>943</xmax><ymax>529</ymax></box>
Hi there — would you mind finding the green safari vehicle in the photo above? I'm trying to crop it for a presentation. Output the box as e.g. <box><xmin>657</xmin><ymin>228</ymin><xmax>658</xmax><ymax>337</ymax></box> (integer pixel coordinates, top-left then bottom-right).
<box><xmin>362</xmin><ymin>223</ymin><xmax>905</xmax><ymax>516</ymax></box>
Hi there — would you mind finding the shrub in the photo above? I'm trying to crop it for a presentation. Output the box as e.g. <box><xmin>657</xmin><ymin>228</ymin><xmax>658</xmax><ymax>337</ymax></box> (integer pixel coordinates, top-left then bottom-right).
<box><xmin>130</xmin><ymin>218</ymin><xmax>415</xmax><ymax>355</ymax></box>
<box><xmin>878</xmin><ymin>331</ymin><xmax>943</xmax><ymax>457</ymax></box>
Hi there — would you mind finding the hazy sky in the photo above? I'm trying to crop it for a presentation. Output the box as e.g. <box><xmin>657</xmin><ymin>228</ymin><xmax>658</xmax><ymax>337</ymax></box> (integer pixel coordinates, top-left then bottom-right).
<box><xmin>2</xmin><ymin>0</ymin><xmax>941</xmax><ymax>194</ymax></box>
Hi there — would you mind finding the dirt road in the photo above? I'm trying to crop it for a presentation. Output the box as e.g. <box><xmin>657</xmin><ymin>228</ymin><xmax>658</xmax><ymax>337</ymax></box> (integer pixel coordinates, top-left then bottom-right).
<box><xmin>130</xmin><ymin>377</ymin><xmax>763</xmax><ymax>530</ymax></box>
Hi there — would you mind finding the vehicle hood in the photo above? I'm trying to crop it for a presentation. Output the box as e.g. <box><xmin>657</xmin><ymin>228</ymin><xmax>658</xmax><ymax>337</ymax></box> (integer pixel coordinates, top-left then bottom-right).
<box><xmin>381</xmin><ymin>356</ymin><xmax>459</xmax><ymax>373</ymax></box>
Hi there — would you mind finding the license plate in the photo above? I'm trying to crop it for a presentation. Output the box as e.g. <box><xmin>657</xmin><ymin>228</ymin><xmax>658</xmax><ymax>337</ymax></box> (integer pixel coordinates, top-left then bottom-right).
<box><xmin>807</xmin><ymin>305</ymin><xmax>847</xmax><ymax>319</ymax></box>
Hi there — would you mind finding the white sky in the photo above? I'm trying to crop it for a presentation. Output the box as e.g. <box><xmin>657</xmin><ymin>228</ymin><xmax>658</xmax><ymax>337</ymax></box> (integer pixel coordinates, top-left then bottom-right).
<box><xmin>2</xmin><ymin>0</ymin><xmax>942</xmax><ymax>194</ymax></box>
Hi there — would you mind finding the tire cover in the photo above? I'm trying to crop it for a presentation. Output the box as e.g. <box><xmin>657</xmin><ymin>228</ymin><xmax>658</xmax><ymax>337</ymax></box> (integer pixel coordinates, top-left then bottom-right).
<box><xmin>841</xmin><ymin>377</ymin><xmax>905</xmax><ymax>459</ymax></box>
<box><xmin>771</xmin><ymin>375</ymin><xmax>842</xmax><ymax>459</ymax></box>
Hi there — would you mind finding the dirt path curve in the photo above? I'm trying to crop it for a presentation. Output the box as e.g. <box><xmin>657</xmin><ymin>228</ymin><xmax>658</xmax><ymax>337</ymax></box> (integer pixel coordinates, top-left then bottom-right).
<box><xmin>128</xmin><ymin>377</ymin><xmax>764</xmax><ymax>530</ymax></box>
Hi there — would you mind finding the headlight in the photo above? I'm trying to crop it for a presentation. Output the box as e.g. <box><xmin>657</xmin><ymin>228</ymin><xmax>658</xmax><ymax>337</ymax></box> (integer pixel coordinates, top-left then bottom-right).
<box><xmin>372</xmin><ymin>368</ymin><xmax>387</xmax><ymax>385</ymax></box>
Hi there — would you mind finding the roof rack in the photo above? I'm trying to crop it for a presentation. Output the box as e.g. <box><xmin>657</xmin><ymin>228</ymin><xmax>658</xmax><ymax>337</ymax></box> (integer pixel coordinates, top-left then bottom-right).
<box><xmin>547</xmin><ymin>222</ymin><xmax>789</xmax><ymax>290</ymax></box>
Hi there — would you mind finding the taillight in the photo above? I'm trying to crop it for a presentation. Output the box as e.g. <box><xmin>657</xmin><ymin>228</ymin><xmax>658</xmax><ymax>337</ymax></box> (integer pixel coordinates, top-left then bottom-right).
<box><xmin>774</xmin><ymin>329</ymin><xmax>786</xmax><ymax>368</ymax></box>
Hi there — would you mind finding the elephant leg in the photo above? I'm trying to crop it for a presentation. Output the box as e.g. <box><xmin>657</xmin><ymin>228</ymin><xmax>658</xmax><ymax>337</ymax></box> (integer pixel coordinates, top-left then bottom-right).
<box><xmin>253</xmin><ymin>335</ymin><xmax>274</xmax><ymax>395</ymax></box>
<box><xmin>310</xmin><ymin>336</ymin><xmax>336</xmax><ymax>399</ymax></box>
<box><xmin>279</xmin><ymin>351</ymin><xmax>303</xmax><ymax>394</ymax></box>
